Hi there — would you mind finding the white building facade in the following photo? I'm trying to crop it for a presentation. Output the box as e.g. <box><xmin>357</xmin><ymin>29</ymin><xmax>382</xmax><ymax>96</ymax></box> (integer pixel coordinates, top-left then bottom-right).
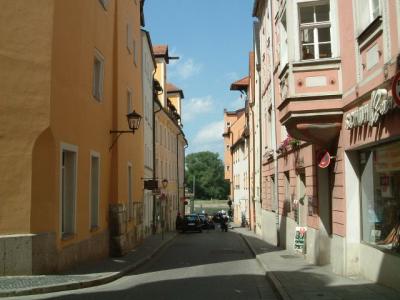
<box><xmin>141</xmin><ymin>30</ymin><xmax>155</xmax><ymax>238</ymax></box>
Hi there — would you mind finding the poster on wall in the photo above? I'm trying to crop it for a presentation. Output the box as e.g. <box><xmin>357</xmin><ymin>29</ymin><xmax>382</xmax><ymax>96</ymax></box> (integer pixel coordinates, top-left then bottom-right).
<box><xmin>294</xmin><ymin>226</ymin><xmax>307</xmax><ymax>254</ymax></box>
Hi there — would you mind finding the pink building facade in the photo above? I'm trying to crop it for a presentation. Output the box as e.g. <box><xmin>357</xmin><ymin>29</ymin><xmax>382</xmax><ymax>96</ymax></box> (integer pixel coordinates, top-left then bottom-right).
<box><xmin>253</xmin><ymin>0</ymin><xmax>400</xmax><ymax>290</ymax></box>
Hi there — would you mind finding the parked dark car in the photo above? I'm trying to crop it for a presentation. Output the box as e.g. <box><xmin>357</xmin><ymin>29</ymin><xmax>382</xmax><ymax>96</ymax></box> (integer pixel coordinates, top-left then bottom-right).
<box><xmin>182</xmin><ymin>214</ymin><xmax>203</xmax><ymax>233</ymax></box>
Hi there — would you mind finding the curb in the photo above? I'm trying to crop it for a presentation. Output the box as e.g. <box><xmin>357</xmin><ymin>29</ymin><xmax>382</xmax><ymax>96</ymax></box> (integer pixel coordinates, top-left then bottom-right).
<box><xmin>238</xmin><ymin>232</ymin><xmax>291</xmax><ymax>300</ymax></box>
<box><xmin>0</xmin><ymin>233</ymin><xmax>177</xmax><ymax>298</ymax></box>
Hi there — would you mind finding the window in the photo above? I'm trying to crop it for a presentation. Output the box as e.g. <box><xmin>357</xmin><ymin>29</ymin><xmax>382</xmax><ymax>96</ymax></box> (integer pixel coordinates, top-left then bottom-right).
<box><xmin>270</xmin><ymin>176</ymin><xmax>276</xmax><ymax>212</ymax></box>
<box><xmin>279</xmin><ymin>10</ymin><xmax>288</xmax><ymax>68</ymax></box>
<box><xmin>127</xmin><ymin>23</ymin><xmax>133</xmax><ymax>54</ymax></box>
<box><xmin>90</xmin><ymin>153</ymin><xmax>100</xmax><ymax>229</ymax></box>
<box><xmin>284</xmin><ymin>172</ymin><xmax>291</xmax><ymax>215</ymax></box>
<box><xmin>127</xmin><ymin>89</ymin><xmax>132</xmax><ymax>113</ymax></box>
<box><xmin>357</xmin><ymin>0</ymin><xmax>380</xmax><ymax>34</ymax></box>
<box><xmin>128</xmin><ymin>163</ymin><xmax>133</xmax><ymax>220</ymax></box>
<box><xmin>133</xmin><ymin>39</ymin><xmax>138</xmax><ymax>65</ymax></box>
<box><xmin>226</xmin><ymin>122</ymin><xmax>231</xmax><ymax>127</ymax></box>
<box><xmin>99</xmin><ymin>0</ymin><xmax>109</xmax><ymax>10</ymax></box>
<box><xmin>93</xmin><ymin>50</ymin><xmax>104</xmax><ymax>101</ymax></box>
<box><xmin>299</xmin><ymin>2</ymin><xmax>331</xmax><ymax>60</ymax></box>
<box><xmin>226</xmin><ymin>165</ymin><xmax>230</xmax><ymax>171</ymax></box>
<box><xmin>61</xmin><ymin>145</ymin><xmax>77</xmax><ymax>237</ymax></box>
<box><xmin>360</xmin><ymin>141</ymin><xmax>400</xmax><ymax>252</ymax></box>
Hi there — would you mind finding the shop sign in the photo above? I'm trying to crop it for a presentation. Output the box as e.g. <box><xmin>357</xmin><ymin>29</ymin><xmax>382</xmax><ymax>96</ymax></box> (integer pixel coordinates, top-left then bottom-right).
<box><xmin>294</xmin><ymin>226</ymin><xmax>307</xmax><ymax>253</ymax></box>
<box><xmin>345</xmin><ymin>89</ymin><xmax>396</xmax><ymax>130</ymax></box>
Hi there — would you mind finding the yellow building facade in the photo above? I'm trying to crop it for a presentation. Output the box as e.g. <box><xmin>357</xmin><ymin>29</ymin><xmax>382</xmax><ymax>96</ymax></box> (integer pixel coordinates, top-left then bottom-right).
<box><xmin>0</xmin><ymin>0</ymin><xmax>144</xmax><ymax>274</ymax></box>
<box><xmin>153</xmin><ymin>45</ymin><xmax>187</xmax><ymax>232</ymax></box>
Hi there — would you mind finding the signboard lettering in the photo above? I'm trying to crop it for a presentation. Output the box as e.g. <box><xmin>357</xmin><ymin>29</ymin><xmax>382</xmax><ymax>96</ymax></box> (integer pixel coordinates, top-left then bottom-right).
<box><xmin>294</xmin><ymin>226</ymin><xmax>307</xmax><ymax>253</ymax></box>
<box><xmin>345</xmin><ymin>89</ymin><xmax>396</xmax><ymax>129</ymax></box>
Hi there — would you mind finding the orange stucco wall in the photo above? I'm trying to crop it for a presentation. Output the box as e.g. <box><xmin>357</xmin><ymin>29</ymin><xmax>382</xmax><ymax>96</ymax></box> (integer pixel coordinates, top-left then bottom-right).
<box><xmin>0</xmin><ymin>0</ymin><xmax>55</xmax><ymax>234</ymax></box>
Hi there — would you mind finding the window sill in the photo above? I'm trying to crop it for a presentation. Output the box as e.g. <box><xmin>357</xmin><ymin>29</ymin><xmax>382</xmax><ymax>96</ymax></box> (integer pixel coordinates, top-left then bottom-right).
<box><xmin>61</xmin><ymin>233</ymin><xmax>75</xmax><ymax>241</ymax></box>
<box><xmin>361</xmin><ymin>241</ymin><xmax>400</xmax><ymax>257</ymax></box>
<box><xmin>292</xmin><ymin>57</ymin><xmax>341</xmax><ymax>68</ymax></box>
<box><xmin>90</xmin><ymin>225</ymin><xmax>100</xmax><ymax>233</ymax></box>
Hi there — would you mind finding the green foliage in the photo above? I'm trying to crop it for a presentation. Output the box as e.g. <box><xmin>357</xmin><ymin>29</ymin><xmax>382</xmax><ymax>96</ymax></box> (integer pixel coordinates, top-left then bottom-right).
<box><xmin>185</xmin><ymin>151</ymin><xmax>229</xmax><ymax>200</ymax></box>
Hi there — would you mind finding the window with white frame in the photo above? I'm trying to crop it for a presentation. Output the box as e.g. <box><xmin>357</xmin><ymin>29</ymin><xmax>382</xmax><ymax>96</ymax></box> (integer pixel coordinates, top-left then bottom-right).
<box><xmin>90</xmin><ymin>153</ymin><xmax>100</xmax><ymax>229</ymax></box>
<box><xmin>279</xmin><ymin>10</ymin><xmax>288</xmax><ymax>68</ymax></box>
<box><xmin>299</xmin><ymin>2</ymin><xmax>332</xmax><ymax>60</ymax></box>
<box><xmin>127</xmin><ymin>89</ymin><xmax>132</xmax><ymax>113</ymax></box>
<box><xmin>128</xmin><ymin>163</ymin><xmax>133</xmax><ymax>220</ymax></box>
<box><xmin>61</xmin><ymin>146</ymin><xmax>77</xmax><ymax>237</ymax></box>
<box><xmin>93</xmin><ymin>50</ymin><xmax>104</xmax><ymax>101</ymax></box>
<box><xmin>356</xmin><ymin>0</ymin><xmax>380</xmax><ymax>34</ymax></box>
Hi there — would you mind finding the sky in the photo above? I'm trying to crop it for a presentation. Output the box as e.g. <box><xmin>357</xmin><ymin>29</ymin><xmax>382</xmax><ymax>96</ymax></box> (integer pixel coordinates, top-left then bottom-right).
<box><xmin>144</xmin><ymin>0</ymin><xmax>254</xmax><ymax>159</ymax></box>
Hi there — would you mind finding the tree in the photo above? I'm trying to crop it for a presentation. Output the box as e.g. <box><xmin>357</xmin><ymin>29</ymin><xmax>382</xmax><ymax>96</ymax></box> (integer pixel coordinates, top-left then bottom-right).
<box><xmin>185</xmin><ymin>151</ymin><xmax>229</xmax><ymax>200</ymax></box>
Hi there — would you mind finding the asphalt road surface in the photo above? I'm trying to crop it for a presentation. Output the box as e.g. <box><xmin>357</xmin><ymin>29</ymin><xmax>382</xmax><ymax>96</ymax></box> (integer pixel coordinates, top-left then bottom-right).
<box><xmin>13</xmin><ymin>227</ymin><xmax>279</xmax><ymax>300</ymax></box>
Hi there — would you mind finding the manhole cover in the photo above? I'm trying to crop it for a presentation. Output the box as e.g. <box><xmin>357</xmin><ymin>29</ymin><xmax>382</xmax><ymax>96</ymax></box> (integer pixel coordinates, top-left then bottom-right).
<box><xmin>280</xmin><ymin>255</ymin><xmax>298</xmax><ymax>259</ymax></box>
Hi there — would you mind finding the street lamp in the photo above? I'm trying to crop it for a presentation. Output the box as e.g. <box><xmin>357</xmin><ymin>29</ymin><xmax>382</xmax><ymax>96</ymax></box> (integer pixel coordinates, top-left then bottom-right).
<box><xmin>109</xmin><ymin>111</ymin><xmax>142</xmax><ymax>150</ymax></box>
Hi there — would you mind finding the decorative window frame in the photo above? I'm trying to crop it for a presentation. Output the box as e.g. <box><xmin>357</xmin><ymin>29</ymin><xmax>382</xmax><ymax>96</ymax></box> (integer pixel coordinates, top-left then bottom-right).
<box><xmin>293</xmin><ymin>0</ymin><xmax>339</xmax><ymax>62</ymax></box>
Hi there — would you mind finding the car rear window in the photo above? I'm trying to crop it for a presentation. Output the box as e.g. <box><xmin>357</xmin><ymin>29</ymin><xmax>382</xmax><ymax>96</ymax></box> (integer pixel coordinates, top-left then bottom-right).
<box><xmin>185</xmin><ymin>215</ymin><xmax>197</xmax><ymax>221</ymax></box>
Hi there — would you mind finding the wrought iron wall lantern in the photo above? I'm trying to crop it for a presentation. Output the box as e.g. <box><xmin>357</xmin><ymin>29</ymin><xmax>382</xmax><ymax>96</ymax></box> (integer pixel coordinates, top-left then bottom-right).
<box><xmin>109</xmin><ymin>111</ymin><xmax>142</xmax><ymax>150</ymax></box>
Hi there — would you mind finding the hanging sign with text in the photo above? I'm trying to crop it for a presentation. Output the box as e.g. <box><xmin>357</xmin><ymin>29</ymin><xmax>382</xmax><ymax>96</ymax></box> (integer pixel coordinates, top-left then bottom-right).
<box><xmin>294</xmin><ymin>226</ymin><xmax>307</xmax><ymax>253</ymax></box>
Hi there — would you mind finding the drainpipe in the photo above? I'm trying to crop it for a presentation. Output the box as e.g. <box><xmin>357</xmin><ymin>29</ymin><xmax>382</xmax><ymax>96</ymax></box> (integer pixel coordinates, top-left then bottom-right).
<box><xmin>268</xmin><ymin>1</ymin><xmax>280</xmax><ymax>246</ymax></box>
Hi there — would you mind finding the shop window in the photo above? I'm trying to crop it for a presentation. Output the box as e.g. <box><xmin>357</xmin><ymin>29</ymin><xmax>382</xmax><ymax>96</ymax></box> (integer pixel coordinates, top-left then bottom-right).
<box><xmin>299</xmin><ymin>2</ymin><xmax>332</xmax><ymax>60</ymax></box>
<box><xmin>360</xmin><ymin>141</ymin><xmax>400</xmax><ymax>252</ymax></box>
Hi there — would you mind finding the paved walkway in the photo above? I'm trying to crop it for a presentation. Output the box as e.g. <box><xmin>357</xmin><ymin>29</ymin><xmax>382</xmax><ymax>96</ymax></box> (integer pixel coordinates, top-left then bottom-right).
<box><xmin>234</xmin><ymin>227</ymin><xmax>400</xmax><ymax>300</ymax></box>
<box><xmin>0</xmin><ymin>232</ymin><xmax>176</xmax><ymax>298</ymax></box>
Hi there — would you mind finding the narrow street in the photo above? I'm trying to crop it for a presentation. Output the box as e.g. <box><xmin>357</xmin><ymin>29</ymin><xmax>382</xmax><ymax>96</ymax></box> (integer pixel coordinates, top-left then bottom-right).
<box><xmin>15</xmin><ymin>228</ymin><xmax>278</xmax><ymax>300</ymax></box>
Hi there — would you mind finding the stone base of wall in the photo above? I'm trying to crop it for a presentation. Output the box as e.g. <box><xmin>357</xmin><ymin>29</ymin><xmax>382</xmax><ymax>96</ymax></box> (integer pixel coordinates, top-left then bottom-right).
<box><xmin>305</xmin><ymin>227</ymin><xmax>318</xmax><ymax>265</ymax></box>
<box><xmin>280</xmin><ymin>215</ymin><xmax>297</xmax><ymax>251</ymax></box>
<box><xmin>57</xmin><ymin>230</ymin><xmax>109</xmax><ymax>272</ymax></box>
<box><xmin>261</xmin><ymin>209</ymin><xmax>278</xmax><ymax>246</ymax></box>
<box><xmin>0</xmin><ymin>230</ymin><xmax>109</xmax><ymax>275</ymax></box>
<box><xmin>331</xmin><ymin>235</ymin><xmax>345</xmax><ymax>275</ymax></box>
<box><xmin>360</xmin><ymin>243</ymin><xmax>400</xmax><ymax>292</ymax></box>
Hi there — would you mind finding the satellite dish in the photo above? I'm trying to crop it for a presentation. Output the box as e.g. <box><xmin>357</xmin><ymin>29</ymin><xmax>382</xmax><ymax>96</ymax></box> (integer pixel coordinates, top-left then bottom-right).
<box><xmin>317</xmin><ymin>150</ymin><xmax>331</xmax><ymax>168</ymax></box>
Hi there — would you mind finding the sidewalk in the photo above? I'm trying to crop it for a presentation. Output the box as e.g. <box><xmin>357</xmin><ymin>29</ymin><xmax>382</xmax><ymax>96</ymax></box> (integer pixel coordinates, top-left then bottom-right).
<box><xmin>0</xmin><ymin>232</ymin><xmax>176</xmax><ymax>298</ymax></box>
<box><xmin>234</xmin><ymin>227</ymin><xmax>400</xmax><ymax>300</ymax></box>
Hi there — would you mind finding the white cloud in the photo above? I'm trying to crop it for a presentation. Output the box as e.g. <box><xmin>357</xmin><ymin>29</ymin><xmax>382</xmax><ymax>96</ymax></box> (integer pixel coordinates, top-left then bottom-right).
<box><xmin>183</xmin><ymin>96</ymin><xmax>213</xmax><ymax>123</ymax></box>
<box><xmin>193</xmin><ymin>121</ymin><xmax>224</xmax><ymax>144</ymax></box>
<box><xmin>170</xmin><ymin>58</ymin><xmax>202</xmax><ymax>80</ymax></box>
<box><xmin>187</xmin><ymin>121</ymin><xmax>225</xmax><ymax>158</ymax></box>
